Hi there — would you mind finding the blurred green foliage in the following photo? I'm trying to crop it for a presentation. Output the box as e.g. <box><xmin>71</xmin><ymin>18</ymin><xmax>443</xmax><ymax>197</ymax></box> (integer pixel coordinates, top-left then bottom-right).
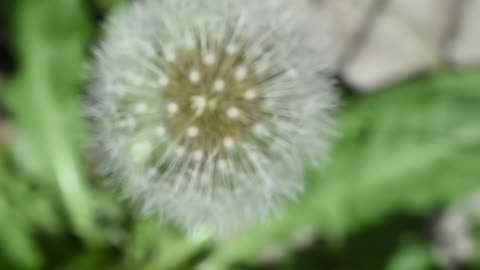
<box><xmin>0</xmin><ymin>0</ymin><xmax>480</xmax><ymax>269</ymax></box>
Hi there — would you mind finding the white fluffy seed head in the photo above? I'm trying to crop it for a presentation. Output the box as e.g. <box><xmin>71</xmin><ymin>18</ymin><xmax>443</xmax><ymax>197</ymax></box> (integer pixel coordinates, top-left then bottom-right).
<box><xmin>88</xmin><ymin>0</ymin><xmax>336</xmax><ymax>235</ymax></box>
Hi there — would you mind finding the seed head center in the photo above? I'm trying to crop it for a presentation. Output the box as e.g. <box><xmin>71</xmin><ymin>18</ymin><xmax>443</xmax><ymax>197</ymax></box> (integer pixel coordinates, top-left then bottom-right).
<box><xmin>160</xmin><ymin>37</ymin><xmax>266</xmax><ymax>156</ymax></box>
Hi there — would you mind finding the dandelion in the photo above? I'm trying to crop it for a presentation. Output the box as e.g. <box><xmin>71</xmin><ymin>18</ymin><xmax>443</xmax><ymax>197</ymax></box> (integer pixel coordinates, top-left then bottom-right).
<box><xmin>88</xmin><ymin>0</ymin><xmax>336</xmax><ymax>234</ymax></box>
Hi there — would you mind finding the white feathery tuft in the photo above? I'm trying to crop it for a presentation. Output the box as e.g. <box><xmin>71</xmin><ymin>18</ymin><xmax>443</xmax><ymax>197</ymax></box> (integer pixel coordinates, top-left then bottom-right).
<box><xmin>88</xmin><ymin>0</ymin><xmax>336</xmax><ymax>235</ymax></box>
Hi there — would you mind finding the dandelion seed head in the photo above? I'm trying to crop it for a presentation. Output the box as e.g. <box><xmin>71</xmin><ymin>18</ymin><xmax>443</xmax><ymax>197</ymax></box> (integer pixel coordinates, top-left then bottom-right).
<box><xmin>88</xmin><ymin>0</ymin><xmax>336</xmax><ymax>234</ymax></box>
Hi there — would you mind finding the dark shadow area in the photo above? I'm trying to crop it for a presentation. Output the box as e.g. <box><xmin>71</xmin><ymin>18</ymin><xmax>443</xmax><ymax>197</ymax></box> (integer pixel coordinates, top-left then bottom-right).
<box><xmin>0</xmin><ymin>14</ymin><xmax>16</xmax><ymax>78</ymax></box>
<box><xmin>236</xmin><ymin>212</ymin><xmax>446</xmax><ymax>270</ymax></box>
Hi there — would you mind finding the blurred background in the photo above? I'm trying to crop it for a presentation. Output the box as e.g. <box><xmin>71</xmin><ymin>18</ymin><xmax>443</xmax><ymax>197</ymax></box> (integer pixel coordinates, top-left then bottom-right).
<box><xmin>0</xmin><ymin>0</ymin><xmax>479</xmax><ymax>269</ymax></box>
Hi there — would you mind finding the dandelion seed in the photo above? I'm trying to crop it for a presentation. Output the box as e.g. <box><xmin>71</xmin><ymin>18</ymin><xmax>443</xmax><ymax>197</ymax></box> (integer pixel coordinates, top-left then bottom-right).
<box><xmin>189</xmin><ymin>69</ymin><xmax>201</xmax><ymax>84</ymax></box>
<box><xmin>244</xmin><ymin>89</ymin><xmax>257</xmax><ymax>100</ymax></box>
<box><xmin>213</xmin><ymin>79</ymin><xmax>225</xmax><ymax>92</ymax></box>
<box><xmin>191</xmin><ymin>96</ymin><xmax>207</xmax><ymax>114</ymax></box>
<box><xmin>203</xmin><ymin>52</ymin><xmax>216</xmax><ymax>65</ymax></box>
<box><xmin>187</xmin><ymin>126</ymin><xmax>199</xmax><ymax>138</ymax></box>
<box><xmin>158</xmin><ymin>75</ymin><xmax>169</xmax><ymax>87</ymax></box>
<box><xmin>223</xmin><ymin>137</ymin><xmax>236</xmax><ymax>150</ymax></box>
<box><xmin>226</xmin><ymin>43</ymin><xmax>238</xmax><ymax>55</ymax></box>
<box><xmin>192</xmin><ymin>150</ymin><xmax>204</xmax><ymax>162</ymax></box>
<box><xmin>226</xmin><ymin>107</ymin><xmax>242</xmax><ymax>120</ymax></box>
<box><xmin>167</xmin><ymin>102</ymin><xmax>179</xmax><ymax>116</ymax></box>
<box><xmin>235</xmin><ymin>66</ymin><xmax>248</xmax><ymax>81</ymax></box>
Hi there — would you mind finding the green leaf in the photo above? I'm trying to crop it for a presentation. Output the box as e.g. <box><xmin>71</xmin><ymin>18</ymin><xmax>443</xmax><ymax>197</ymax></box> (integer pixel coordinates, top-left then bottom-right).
<box><xmin>3</xmin><ymin>0</ymin><xmax>98</xmax><ymax>243</ymax></box>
